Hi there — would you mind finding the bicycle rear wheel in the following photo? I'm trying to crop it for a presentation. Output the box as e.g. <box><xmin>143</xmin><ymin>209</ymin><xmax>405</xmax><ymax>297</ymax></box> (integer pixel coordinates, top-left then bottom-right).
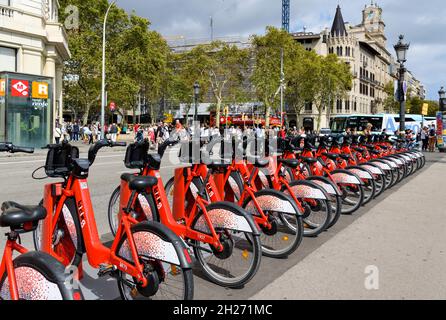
<box><xmin>191</xmin><ymin>202</ymin><xmax>262</xmax><ymax>288</ymax></box>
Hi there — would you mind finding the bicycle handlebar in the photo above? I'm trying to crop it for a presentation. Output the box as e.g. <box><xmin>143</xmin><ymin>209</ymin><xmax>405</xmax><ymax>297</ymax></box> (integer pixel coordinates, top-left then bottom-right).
<box><xmin>0</xmin><ymin>142</ymin><xmax>34</xmax><ymax>154</ymax></box>
<box><xmin>88</xmin><ymin>139</ymin><xmax>126</xmax><ymax>165</ymax></box>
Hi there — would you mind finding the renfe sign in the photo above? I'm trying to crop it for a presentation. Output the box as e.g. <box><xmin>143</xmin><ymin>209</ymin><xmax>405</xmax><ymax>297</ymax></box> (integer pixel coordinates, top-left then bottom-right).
<box><xmin>0</xmin><ymin>79</ymin><xmax>5</xmax><ymax>97</ymax></box>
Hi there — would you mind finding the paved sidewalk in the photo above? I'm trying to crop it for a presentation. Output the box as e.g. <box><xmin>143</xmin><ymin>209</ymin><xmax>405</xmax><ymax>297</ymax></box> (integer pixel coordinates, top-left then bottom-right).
<box><xmin>251</xmin><ymin>153</ymin><xmax>446</xmax><ymax>300</ymax></box>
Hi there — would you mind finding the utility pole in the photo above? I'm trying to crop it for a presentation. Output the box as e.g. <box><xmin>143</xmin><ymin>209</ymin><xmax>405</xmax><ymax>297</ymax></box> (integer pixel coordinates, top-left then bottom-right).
<box><xmin>210</xmin><ymin>16</ymin><xmax>214</xmax><ymax>42</ymax></box>
<box><xmin>280</xmin><ymin>48</ymin><xmax>285</xmax><ymax>126</ymax></box>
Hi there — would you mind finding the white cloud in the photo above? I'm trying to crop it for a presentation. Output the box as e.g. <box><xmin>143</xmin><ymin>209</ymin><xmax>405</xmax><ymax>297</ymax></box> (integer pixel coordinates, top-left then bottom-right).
<box><xmin>117</xmin><ymin>0</ymin><xmax>446</xmax><ymax>99</ymax></box>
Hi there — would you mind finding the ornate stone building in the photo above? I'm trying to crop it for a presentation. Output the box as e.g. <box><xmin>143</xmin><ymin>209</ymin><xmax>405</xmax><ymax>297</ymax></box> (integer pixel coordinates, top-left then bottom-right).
<box><xmin>0</xmin><ymin>0</ymin><xmax>69</xmax><ymax>146</ymax></box>
<box><xmin>291</xmin><ymin>3</ymin><xmax>423</xmax><ymax>130</ymax></box>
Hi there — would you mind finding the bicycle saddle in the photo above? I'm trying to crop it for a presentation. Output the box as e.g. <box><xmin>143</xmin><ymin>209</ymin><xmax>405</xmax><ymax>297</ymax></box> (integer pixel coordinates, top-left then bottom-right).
<box><xmin>207</xmin><ymin>161</ymin><xmax>231</xmax><ymax>170</ymax></box>
<box><xmin>252</xmin><ymin>157</ymin><xmax>270</xmax><ymax>168</ymax></box>
<box><xmin>322</xmin><ymin>153</ymin><xmax>339</xmax><ymax>161</ymax></box>
<box><xmin>278</xmin><ymin>158</ymin><xmax>299</xmax><ymax>169</ymax></box>
<box><xmin>379</xmin><ymin>146</ymin><xmax>389</xmax><ymax>150</ymax></box>
<box><xmin>299</xmin><ymin>156</ymin><xmax>318</xmax><ymax>164</ymax></box>
<box><xmin>353</xmin><ymin>147</ymin><xmax>365</xmax><ymax>152</ymax></box>
<box><xmin>339</xmin><ymin>154</ymin><xmax>351</xmax><ymax>160</ymax></box>
<box><xmin>370</xmin><ymin>150</ymin><xmax>381</xmax><ymax>155</ymax></box>
<box><xmin>0</xmin><ymin>202</ymin><xmax>46</xmax><ymax>230</ymax></box>
<box><xmin>121</xmin><ymin>173</ymin><xmax>158</xmax><ymax>191</ymax></box>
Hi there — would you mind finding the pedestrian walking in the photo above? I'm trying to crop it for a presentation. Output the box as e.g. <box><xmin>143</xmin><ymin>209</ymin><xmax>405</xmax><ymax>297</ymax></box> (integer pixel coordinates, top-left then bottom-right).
<box><xmin>421</xmin><ymin>127</ymin><xmax>428</xmax><ymax>151</ymax></box>
<box><xmin>54</xmin><ymin>123</ymin><xmax>62</xmax><ymax>144</ymax></box>
<box><xmin>428</xmin><ymin>125</ymin><xmax>436</xmax><ymax>152</ymax></box>
<box><xmin>109</xmin><ymin>123</ymin><xmax>118</xmax><ymax>142</ymax></box>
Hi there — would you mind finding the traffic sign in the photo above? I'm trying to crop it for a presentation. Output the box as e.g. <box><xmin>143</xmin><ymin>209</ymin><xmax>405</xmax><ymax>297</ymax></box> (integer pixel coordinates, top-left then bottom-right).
<box><xmin>422</xmin><ymin>103</ymin><xmax>429</xmax><ymax>116</ymax></box>
<box><xmin>109</xmin><ymin>101</ymin><xmax>116</xmax><ymax>112</ymax></box>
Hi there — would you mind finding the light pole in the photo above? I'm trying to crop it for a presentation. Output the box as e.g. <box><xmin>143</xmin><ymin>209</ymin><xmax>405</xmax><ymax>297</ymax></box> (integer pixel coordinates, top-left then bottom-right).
<box><xmin>100</xmin><ymin>1</ymin><xmax>116</xmax><ymax>139</ymax></box>
<box><xmin>439</xmin><ymin>86</ymin><xmax>446</xmax><ymax>112</ymax></box>
<box><xmin>394</xmin><ymin>35</ymin><xmax>410</xmax><ymax>135</ymax></box>
<box><xmin>193</xmin><ymin>82</ymin><xmax>200</xmax><ymax>123</ymax></box>
<box><xmin>280</xmin><ymin>48</ymin><xmax>285</xmax><ymax>127</ymax></box>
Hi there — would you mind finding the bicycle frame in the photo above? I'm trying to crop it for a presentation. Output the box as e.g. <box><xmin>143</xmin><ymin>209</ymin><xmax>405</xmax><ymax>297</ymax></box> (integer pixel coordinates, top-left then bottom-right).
<box><xmin>42</xmin><ymin>177</ymin><xmax>151</xmax><ymax>286</ymax></box>
<box><xmin>0</xmin><ymin>239</ymin><xmax>28</xmax><ymax>300</ymax></box>
<box><xmin>119</xmin><ymin>166</ymin><xmax>225</xmax><ymax>251</ymax></box>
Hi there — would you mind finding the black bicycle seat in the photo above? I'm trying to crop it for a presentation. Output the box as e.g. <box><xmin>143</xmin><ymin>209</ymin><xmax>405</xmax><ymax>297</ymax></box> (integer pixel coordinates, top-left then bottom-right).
<box><xmin>207</xmin><ymin>161</ymin><xmax>231</xmax><ymax>170</ymax></box>
<box><xmin>278</xmin><ymin>158</ymin><xmax>299</xmax><ymax>169</ymax></box>
<box><xmin>339</xmin><ymin>154</ymin><xmax>351</xmax><ymax>160</ymax></box>
<box><xmin>121</xmin><ymin>173</ymin><xmax>158</xmax><ymax>191</ymax></box>
<box><xmin>253</xmin><ymin>157</ymin><xmax>270</xmax><ymax>168</ymax></box>
<box><xmin>300</xmin><ymin>157</ymin><xmax>318</xmax><ymax>164</ymax></box>
<box><xmin>322</xmin><ymin>153</ymin><xmax>339</xmax><ymax>161</ymax></box>
<box><xmin>0</xmin><ymin>202</ymin><xmax>46</xmax><ymax>230</ymax></box>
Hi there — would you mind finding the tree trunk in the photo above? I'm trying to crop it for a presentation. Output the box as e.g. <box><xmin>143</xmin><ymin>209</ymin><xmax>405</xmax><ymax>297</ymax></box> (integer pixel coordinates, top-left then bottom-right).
<box><xmin>82</xmin><ymin>104</ymin><xmax>91</xmax><ymax>125</ymax></box>
<box><xmin>316</xmin><ymin>106</ymin><xmax>322</xmax><ymax>132</ymax></box>
<box><xmin>265</xmin><ymin>104</ymin><xmax>271</xmax><ymax>129</ymax></box>
<box><xmin>215</xmin><ymin>98</ymin><xmax>222</xmax><ymax>128</ymax></box>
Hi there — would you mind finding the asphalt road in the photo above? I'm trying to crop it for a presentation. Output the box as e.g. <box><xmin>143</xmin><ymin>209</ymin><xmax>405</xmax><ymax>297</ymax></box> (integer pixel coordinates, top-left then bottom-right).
<box><xmin>0</xmin><ymin>145</ymin><xmax>444</xmax><ymax>300</ymax></box>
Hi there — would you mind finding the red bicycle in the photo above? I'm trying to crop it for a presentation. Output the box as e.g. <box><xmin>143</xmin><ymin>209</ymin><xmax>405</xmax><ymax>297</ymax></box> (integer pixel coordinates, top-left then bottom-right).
<box><xmin>33</xmin><ymin>140</ymin><xmax>194</xmax><ymax>300</ymax></box>
<box><xmin>0</xmin><ymin>143</ymin><xmax>82</xmax><ymax>300</ymax></box>
<box><xmin>163</xmin><ymin>139</ymin><xmax>304</xmax><ymax>257</ymax></box>
<box><xmin>108</xmin><ymin>139</ymin><xmax>262</xmax><ymax>288</ymax></box>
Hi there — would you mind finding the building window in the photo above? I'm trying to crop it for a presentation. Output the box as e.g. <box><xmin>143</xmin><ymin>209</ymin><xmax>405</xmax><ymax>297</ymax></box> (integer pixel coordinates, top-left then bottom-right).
<box><xmin>345</xmin><ymin>100</ymin><xmax>350</xmax><ymax>112</ymax></box>
<box><xmin>0</xmin><ymin>47</ymin><xmax>16</xmax><ymax>72</ymax></box>
<box><xmin>354</xmin><ymin>101</ymin><xmax>357</xmax><ymax>111</ymax></box>
<box><xmin>304</xmin><ymin>102</ymin><xmax>313</xmax><ymax>113</ymax></box>
<box><xmin>336</xmin><ymin>100</ymin><xmax>342</xmax><ymax>113</ymax></box>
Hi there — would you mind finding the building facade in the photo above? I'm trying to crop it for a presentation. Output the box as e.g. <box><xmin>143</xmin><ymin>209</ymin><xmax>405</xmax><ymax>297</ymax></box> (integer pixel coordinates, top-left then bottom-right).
<box><xmin>291</xmin><ymin>3</ymin><xmax>424</xmax><ymax>130</ymax></box>
<box><xmin>0</xmin><ymin>0</ymin><xmax>69</xmax><ymax>146</ymax></box>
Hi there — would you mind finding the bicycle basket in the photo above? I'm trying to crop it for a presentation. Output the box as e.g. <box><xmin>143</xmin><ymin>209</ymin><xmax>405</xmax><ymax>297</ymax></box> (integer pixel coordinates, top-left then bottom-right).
<box><xmin>45</xmin><ymin>143</ymin><xmax>79</xmax><ymax>178</ymax></box>
<box><xmin>124</xmin><ymin>142</ymin><xmax>149</xmax><ymax>169</ymax></box>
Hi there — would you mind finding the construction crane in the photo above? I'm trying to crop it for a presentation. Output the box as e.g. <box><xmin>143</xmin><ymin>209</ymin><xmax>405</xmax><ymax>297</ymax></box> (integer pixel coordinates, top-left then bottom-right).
<box><xmin>282</xmin><ymin>0</ymin><xmax>290</xmax><ymax>33</ymax></box>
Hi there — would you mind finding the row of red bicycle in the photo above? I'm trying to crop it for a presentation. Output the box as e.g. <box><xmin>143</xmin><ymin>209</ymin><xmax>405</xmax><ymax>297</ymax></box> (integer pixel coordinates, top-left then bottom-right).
<box><xmin>0</xmin><ymin>132</ymin><xmax>425</xmax><ymax>300</ymax></box>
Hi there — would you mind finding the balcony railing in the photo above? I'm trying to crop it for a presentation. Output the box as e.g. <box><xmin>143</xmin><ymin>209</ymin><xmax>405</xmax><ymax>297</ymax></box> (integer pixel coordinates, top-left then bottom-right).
<box><xmin>0</xmin><ymin>5</ymin><xmax>14</xmax><ymax>18</ymax></box>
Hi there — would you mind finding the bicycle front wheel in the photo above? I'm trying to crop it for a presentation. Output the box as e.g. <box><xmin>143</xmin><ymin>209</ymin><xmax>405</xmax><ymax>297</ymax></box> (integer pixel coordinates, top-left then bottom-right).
<box><xmin>116</xmin><ymin>222</ymin><xmax>194</xmax><ymax>300</ymax></box>
<box><xmin>0</xmin><ymin>251</ymin><xmax>82</xmax><ymax>300</ymax></box>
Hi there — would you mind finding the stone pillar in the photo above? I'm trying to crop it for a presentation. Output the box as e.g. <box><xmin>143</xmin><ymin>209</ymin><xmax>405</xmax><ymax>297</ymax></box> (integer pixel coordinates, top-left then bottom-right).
<box><xmin>43</xmin><ymin>48</ymin><xmax>57</xmax><ymax>139</ymax></box>
<box><xmin>56</xmin><ymin>65</ymin><xmax>63</xmax><ymax>122</ymax></box>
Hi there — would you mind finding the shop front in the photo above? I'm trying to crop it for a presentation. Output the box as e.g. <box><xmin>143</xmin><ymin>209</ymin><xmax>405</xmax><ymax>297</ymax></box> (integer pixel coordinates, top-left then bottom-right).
<box><xmin>0</xmin><ymin>72</ymin><xmax>52</xmax><ymax>148</ymax></box>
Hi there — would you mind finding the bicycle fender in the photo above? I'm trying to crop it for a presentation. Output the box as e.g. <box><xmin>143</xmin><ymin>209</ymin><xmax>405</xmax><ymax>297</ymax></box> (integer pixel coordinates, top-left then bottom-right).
<box><xmin>330</xmin><ymin>169</ymin><xmax>364</xmax><ymax>185</ymax></box>
<box><xmin>380</xmin><ymin>158</ymin><xmax>398</xmax><ymax>169</ymax></box>
<box><xmin>305</xmin><ymin>176</ymin><xmax>342</xmax><ymax>196</ymax></box>
<box><xmin>286</xmin><ymin>180</ymin><xmax>329</xmax><ymax>200</ymax></box>
<box><xmin>197</xmin><ymin>202</ymin><xmax>260</xmax><ymax>236</ymax></box>
<box><xmin>244</xmin><ymin>189</ymin><xmax>303</xmax><ymax>216</ymax></box>
<box><xmin>346</xmin><ymin>166</ymin><xmax>373</xmax><ymax>180</ymax></box>
<box><xmin>2</xmin><ymin>251</ymin><xmax>84</xmax><ymax>300</ymax></box>
<box><xmin>119</xmin><ymin>222</ymin><xmax>192</xmax><ymax>268</ymax></box>
<box><xmin>359</xmin><ymin>163</ymin><xmax>384</xmax><ymax>176</ymax></box>
<box><xmin>369</xmin><ymin>160</ymin><xmax>391</xmax><ymax>171</ymax></box>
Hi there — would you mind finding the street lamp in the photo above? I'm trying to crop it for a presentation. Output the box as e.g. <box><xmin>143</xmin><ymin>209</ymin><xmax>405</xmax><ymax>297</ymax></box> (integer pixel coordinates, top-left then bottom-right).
<box><xmin>439</xmin><ymin>86</ymin><xmax>446</xmax><ymax>112</ymax></box>
<box><xmin>394</xmin><ymin>34</ymin><xmax>410</xmax><ymax>134</ymax></box>
<box><xmin>193</xmin><ymin>82</ymin><xmax>200</xmax><ymax>123</ymax></box>
<box><xmin>100</xmin><ymin>0</ymin><xmax>116</xmax><ymax>139</ymax></box>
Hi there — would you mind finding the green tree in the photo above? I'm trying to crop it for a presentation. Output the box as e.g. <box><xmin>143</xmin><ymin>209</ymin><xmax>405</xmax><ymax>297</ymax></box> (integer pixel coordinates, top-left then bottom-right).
<box><xmin>383</xmin><ymin>81</ymin><xmax>399</xmax><ymax>113</ymax></box>
<box><xmin>177</xmin><ymin>41</ymin><xmax>249</xmax><ymax>128</ymax></box>
<box><xmin>313</xmin><ymin>54</ymin><xmax>352</xmax><ymax>131</ymax></box>
<box><xmin>285</xmin><ymin>46</ymin><xmax>320</xmax><ymax>126</ymax></box>
<box><xmin>251</xmin><ymin>27</ymin><xmax>297</xmax><ymax>128</ymax></box>
<box><xmin>59</xmin><ymin>0</ymin><xmax>170</xmax><ymax>124</ymax></box>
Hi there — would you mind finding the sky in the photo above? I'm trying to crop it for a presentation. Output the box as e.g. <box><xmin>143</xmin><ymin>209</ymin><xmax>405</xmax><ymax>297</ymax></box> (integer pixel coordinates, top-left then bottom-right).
<box><xmin>116</xmin><ymin>0</ymin><xmax>446</xmax><ymax>100</ymax></box>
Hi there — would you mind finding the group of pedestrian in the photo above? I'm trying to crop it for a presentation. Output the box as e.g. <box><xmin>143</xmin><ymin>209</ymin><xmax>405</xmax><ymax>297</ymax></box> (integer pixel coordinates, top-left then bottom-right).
<box><xmin>420</xmin><ymin>124</ymin><xmax>437</xmax><ymax>152</ymax></box>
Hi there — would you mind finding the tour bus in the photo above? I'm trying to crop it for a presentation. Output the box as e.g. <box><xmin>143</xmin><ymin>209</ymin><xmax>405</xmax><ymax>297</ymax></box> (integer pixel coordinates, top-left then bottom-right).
<box><xmin>330</xmin><ymin>114</ymin><xmax>432</xmax><ymax>135</ymax></box>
